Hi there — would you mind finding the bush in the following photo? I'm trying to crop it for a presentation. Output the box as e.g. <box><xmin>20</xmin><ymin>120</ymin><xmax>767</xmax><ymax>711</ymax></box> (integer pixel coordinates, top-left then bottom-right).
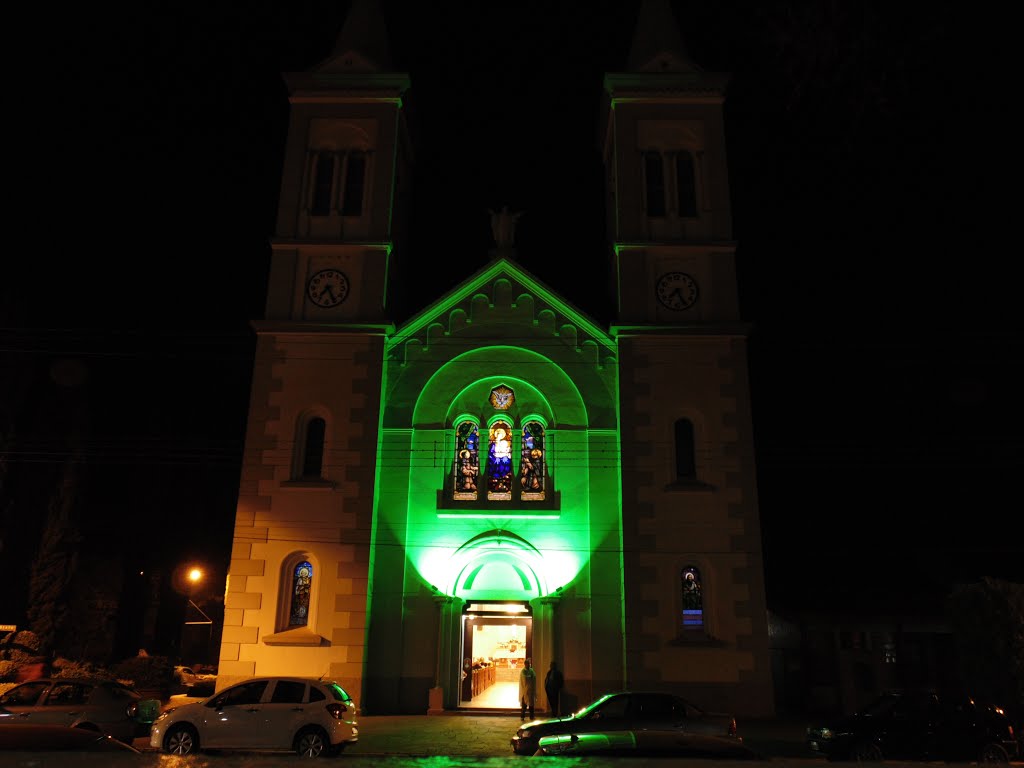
<box><xmin>0</xmin><ymin>631</ymin><xmax>43</xmax><ymax>664</ymax></box>
<box><xmin>112</xmin><ymin>655</ymin><xmax>174</xmax><ymax>691</ymax></box>
<box><xmin>0</xmin><ymin>660</ymin><xmax>19</xmax><ymax>682</ymax></box>
<box><xmin>52</xmin><ymin>657</ymin><xmax>111</xmax><ymax>679</ymax></box>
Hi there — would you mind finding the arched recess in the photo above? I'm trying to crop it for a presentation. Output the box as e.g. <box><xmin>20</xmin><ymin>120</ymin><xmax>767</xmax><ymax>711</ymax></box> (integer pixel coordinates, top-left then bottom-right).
<box><xmin>447</xmin><ymin>530</ymin><xmax>549</xmax><ymax>601</ymax></box>
<box><xmin>411</xmin><ymin>346</ymin><xmax>588</xmax><ymax>429</ymax></box>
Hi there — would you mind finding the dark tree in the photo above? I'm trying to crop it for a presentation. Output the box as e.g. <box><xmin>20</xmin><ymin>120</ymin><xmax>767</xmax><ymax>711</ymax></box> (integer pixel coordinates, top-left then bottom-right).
<box><xmin>947</xmin><ymin>577</ymin><xmax>1024</xmax><ymax>726</ymax></box>
<box><xmin>26</xmin><ymin>456</ymin><xmax>83</xmax><ymax>656</ymax></box>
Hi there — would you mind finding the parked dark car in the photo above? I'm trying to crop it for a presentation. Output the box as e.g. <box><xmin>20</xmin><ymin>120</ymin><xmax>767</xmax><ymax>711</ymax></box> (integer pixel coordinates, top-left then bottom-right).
<box><xmin>0</xmin><ymin>677</ymin><xmax>158</xmax><ymax>744</ymax></box>
<box><xmin>535</xmin><ymin>729</ymin><xmax>763</xmax><ymax>758</ymax></box>
<box><xmin>806</xmin><ymin>689</ymin><xmax>1019</xmax><ymax>763</ymax></box>
<box><xmin>511</xmin><ymin>690</ymin><xmax>738</xmax><ymax>756</ymax></box>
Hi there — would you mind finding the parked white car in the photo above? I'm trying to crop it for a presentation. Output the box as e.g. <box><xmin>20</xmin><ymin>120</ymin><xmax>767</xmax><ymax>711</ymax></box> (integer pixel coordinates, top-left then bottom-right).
<box><xmin>150</xmin><ymin>676</ymin><xmax>357</xmax><ymax>757</ymax></box>
<box><xmin>173</xmin><ymin>666</ymin><xmax>215</xmax><ymax>687</ymax></box>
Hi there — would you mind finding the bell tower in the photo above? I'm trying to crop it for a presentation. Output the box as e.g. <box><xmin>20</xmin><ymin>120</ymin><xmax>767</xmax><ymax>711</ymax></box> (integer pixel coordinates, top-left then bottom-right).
<box><xmin>218</xmin><ymin>0</ymin><xmax>408</xmax><ymax>697</ymax></box>
<box><xmin>265</xmin><ymin>0</ymin><xmax>411</xmax><ymax>323</ymax></box>
<box><xmin>605</xmin><ymin>0</ymin><xmax>774</xmax><ymax>715</ymax></box>
<box><xmin>602</xmin><ymin>0</ymin><xmax>737</xmax><ymax>325</ymax></box>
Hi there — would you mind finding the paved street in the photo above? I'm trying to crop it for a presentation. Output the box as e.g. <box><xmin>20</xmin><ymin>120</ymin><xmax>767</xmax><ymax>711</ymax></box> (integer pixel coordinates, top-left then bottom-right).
<box><xmin>1</xmin><ymin>714</ymin><xmax>1021</xmax><ymax>767</ymax></box>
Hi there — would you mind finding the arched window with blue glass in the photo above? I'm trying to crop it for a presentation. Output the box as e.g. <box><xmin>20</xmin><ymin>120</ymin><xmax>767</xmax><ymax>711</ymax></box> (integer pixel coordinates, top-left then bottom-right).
<box><xmin>289</xmin><ymin>561</ymin><xmax>313</xmax><ymax>628</ymax></box>
<box><xmin>519</xmin><ymin>420</ymin><xmax>546</xmax><ymax>500</ymax></box>
<box><xmin>486</xmin><ymin>420</ymin><xmax>514</xmax><ymax>501</ymax></box>
<box><xmin>453</xmin><ymin>420</ymin><xmax>480</xmax><ymax>500</ymax></box>
<box><xmin>681</xmin><ymin>566</ymin><xmax>704</xmax><ymax>631</ymax></box>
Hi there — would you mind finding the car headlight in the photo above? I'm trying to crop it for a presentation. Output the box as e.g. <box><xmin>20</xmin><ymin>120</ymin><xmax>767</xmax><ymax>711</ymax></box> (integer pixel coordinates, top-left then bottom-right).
<box><xmin>819</xmin><ymin>728</ymin><xmax>833</xmax><ymax>740</ymax></box>
<box><xmin>518</xmin><ymin>728</ymin><xmax>532</xmax><ymax>738</ymax></box>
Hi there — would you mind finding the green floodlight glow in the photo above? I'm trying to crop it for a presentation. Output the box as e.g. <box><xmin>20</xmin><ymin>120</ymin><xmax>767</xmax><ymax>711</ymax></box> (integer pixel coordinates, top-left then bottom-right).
<box><xmin>410</xmin><ymin>528</ymin><xmax>585</xmax><ymax>600</ymax></box>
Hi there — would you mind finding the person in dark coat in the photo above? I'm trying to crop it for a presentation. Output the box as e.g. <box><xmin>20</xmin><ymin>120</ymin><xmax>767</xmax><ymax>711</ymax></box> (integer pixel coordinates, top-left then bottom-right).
<box><xmin>544</xmin><ymin>660</ymin><xmax>564</xmax><ymax>716</ymax></box>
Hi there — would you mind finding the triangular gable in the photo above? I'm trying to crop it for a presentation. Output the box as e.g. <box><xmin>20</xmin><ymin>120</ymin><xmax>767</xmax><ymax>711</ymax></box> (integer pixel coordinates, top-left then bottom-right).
<box><xmin>390</xmin><ymin>257</ymin><xmax>615</xmax><ymax>359</ymax></box>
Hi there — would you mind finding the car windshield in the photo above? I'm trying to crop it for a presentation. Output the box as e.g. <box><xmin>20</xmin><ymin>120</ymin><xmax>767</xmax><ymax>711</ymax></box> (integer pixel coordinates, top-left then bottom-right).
<box><xmin>859</xmin><ymin>693</ymin><xmax>900</xmax><ymax>717</ymax></box>
<box><xmin>573</xmin><ymin>693</ymin><xmax>619</xmax><ymax>718</ymax></box>
<box><xmin>0</xmin><ymin>682</ymin><xmax>49</xmax><ymax>706</ymax></box>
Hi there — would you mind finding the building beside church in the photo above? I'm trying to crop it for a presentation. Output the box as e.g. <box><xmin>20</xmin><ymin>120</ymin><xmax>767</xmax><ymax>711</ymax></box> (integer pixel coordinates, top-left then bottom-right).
<box><xmin>217</xmin><ymin>0</ymin><xmax>774</xmax><ymax>717</ymax></box>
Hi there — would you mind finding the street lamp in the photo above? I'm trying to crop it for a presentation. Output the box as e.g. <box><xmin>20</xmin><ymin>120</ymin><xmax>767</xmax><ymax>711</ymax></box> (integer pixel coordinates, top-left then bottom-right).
<box><xmin>179</xmin><ymin>565</ymin><xmax>213</xmax><ymax>666</ymax></box>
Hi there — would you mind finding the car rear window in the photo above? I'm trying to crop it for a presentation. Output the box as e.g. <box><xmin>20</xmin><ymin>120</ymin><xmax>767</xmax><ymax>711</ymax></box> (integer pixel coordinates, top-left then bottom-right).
<box><xmin>309</xmin><ymin>686</ymin><xmax>326</xmax><ymax>702</ymax></box>
<box><xmin>327</xmin><ymin>683</ymin><xmax>352</xmax><ymax>702</ymax></box>
<box><xmin>105</xmin><ymin>683</ymin><xmax>138</xmax><ymax>700</ymax></box>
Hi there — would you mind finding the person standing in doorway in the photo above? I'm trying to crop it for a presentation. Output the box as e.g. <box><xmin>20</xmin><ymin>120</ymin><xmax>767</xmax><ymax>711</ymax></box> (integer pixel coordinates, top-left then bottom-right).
<box><xmin>519</xmin><ymin>657</ymin><xmax>537</xmax><ymax>721</ymax></box>
<box><xmin>544</xmin><ymin>660</ymin><xmax>564</xmax><ymax>716</ymax></box>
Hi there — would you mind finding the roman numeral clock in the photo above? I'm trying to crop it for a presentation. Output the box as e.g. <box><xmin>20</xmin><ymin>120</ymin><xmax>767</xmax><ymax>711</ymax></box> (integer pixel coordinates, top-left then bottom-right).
<box><xmin>655</xmin><ymin>271</ymin><xmax>699</xmax><ymax>311</ymax></box>
<box><xmin>307</xmin><ymin>269</ymin><xmax>351</xmax><ymax>308</ymax></box>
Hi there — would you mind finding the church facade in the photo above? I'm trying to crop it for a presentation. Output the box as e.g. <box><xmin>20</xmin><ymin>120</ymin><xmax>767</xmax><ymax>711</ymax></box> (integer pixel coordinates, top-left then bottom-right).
<box><xmin>217</xmin><ymin>1</ymin><xmax>774</xmax><ymax>718</ymax></box>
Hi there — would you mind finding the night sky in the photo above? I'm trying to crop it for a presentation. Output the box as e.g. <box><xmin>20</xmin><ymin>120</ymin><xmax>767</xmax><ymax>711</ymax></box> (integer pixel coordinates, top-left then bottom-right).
<box><xmin>2</xmin><ymin>1</ymin><xmax>1020</xmax><ymax>633</ymax></box>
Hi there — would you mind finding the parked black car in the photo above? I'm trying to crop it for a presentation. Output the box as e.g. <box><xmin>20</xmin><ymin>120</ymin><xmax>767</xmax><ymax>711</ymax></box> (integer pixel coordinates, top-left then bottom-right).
<box><xmin>535</xmin><ymin>729</ymin><xmax>763</xmax><ymax>758</ymax></box>
<box><xmin>0</xmin><ymin>677</ymin><xmax>158</xmax><ymax>744</ymax></box>
<box><xmin>806</xmin><ymin>689</ymin><xmax>1019</xmax><ymax>763</ymax></box>
<box><xmin>511</xmin><ymin>691</ymin><xmax>738</xmax><ymax>756</ymax></box>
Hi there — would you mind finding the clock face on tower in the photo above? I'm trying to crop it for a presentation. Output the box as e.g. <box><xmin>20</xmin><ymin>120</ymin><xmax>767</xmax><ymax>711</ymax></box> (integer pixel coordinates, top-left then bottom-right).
<box><xmin>655</xmin><ymin>272</ymin><xmax>699</xmax><ymax>311</ymax></box>
<box><xmin>306</xmin><ymin>269</ymin><xmax>350</xmax><ymax>308</ymax></box>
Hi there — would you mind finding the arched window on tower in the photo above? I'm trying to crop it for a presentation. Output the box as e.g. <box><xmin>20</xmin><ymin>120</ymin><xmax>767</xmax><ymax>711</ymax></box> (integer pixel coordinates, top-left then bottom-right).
<box><xmin>676</xmin><ymin>151</ymin><xmax>697</xmax><ymax>217</ymax></box>
<box><xmin>341</xmin><ymin>151</ymin><xmax>366</xmax><ymax>216</ymax></box>
<box><xmin>288</xmin><ymin>561</ymin><xmax>313</xmax><ymax>627</ymax></box>
<box><xmin>519</xmin><ymin>421</ymin><xmax>546</xmax><ymax>500</ymax></box>
<box><xmin>681</xmin><ymin>566</ymin><xmax>704</xmax><ymax>631</ymax></box>
<box><xmin>486</xmin><ymin>420</ymin><xmax>513</xmax><ymax>501</ymax></box>
<box><xmin>301</xmin><ymin>417</ymin><xmax>326</xmax><ymax>479</ymax></box>
<box><xmin>644</xmin><ymin>151</ymin><xmax>666</xmax><ymax>217</ymax></box>
<box><xmin>674</xmin><ymin>418</ymin><xmax>696</xmax><ymax>482</ymax></box>
<box><xmin>310</xmin><ymin>154</ymin><xmax>335</xmax><ymax>216</ymax></box>
<box><xmin>453</xmin><ymin>420</ymin><xmax>480</xmax><ymax>500</ymax></box>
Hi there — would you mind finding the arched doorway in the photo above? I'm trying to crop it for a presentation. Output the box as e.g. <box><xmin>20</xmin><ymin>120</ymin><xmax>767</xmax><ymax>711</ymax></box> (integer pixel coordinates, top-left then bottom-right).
<box><xmin>447</xmin><ymin>531</ymin><xmax>546</xmax><ymax>710</ymax></box>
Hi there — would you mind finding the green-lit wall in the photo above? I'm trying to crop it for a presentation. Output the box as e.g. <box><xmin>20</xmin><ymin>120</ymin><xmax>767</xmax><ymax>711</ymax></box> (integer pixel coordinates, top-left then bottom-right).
<box><xmin>362</xmin><ymin>272</ymin><xmax>624</xmax><ymax>713</ymax></box>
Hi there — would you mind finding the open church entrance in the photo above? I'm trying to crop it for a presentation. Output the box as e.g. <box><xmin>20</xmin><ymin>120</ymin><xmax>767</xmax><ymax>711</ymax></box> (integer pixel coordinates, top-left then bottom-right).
<box><xmin>459</xmin><ymin>602</ymin><xmax>532</xmax><ymax>710</ymax></box>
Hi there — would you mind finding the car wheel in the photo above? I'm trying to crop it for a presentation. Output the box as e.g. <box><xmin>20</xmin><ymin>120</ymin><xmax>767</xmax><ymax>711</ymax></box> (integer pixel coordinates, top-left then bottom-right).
<box><xmin>852</xmin><ymin>740</ymin><xmax>882</xmax><ymax>762</ymax></box>
<box><xmin>164</xmin><ymin>724</ymin><xmax>199</xmax><ymax>755</ymax></box>
<box><xmin>979</xmin><ymin>742</ymin><xmax>1009</xmax><ymax>764</ymax></box>
<box><xmin>295</xmin><ymin>726</ymin><xmax>329</xmax><ymax>758</ymax></box>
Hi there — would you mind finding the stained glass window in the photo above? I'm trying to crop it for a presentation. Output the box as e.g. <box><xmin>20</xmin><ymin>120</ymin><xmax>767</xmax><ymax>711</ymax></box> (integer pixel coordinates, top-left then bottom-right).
<box><xmin>681</xmin><ymin>566</ymin><xmax>703</xmax><ymax>631</ymax></box>
<box><xmin>289</xmin><ymin>561</ymin><xmax>313</xmax><ymax>627</ymax></box>
<box><xmin>454</xmin><ymin>421</ymin><xmax>480</xmax><ymax>500</ymax></box>
<box><xmin>486</xmin><ymin>420</ymin><xmax>513</xmax><ymax>500</ymax></box>
<box><xmin>489</xmin><ymin>384</ymin><xmax>515</xmax><ymax>410</ymax></box>
<box><xmin>519</xmin><ymin>421</ymin><xmax>546</xmax><ymax>500</ymax></box>
<box><xmin>302</xmin><ymin>417</ymin><xmax>326</xmax><ymax>479</ymax></box>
